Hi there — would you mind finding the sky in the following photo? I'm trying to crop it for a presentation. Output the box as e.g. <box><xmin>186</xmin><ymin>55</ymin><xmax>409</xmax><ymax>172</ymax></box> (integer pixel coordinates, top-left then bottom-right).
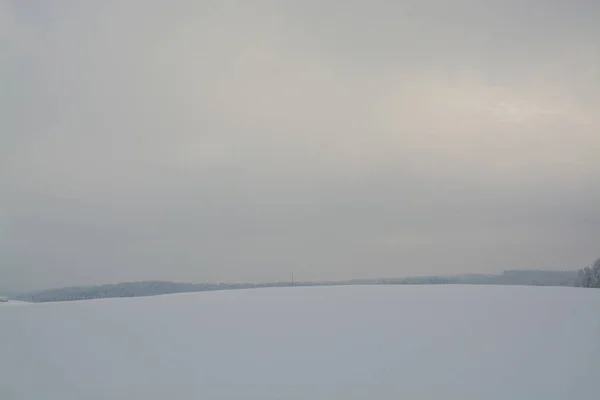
<box><xmin>1</xmin><ymin>0</ymin><xmax>599</xmax><ymax>291</ymax></box>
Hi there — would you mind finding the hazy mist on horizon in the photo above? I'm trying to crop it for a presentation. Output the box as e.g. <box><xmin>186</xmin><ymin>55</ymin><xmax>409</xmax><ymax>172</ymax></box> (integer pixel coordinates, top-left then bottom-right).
<box><xmin>2</xmin><ymin>0</ymin><xmax>599</xmax><ymax>292</ymax></box>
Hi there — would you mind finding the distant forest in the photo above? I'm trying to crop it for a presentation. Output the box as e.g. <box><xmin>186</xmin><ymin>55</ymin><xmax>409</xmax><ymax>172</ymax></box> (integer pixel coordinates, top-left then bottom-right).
<box><xmin>14</xmin><ymin>269</ymin><xmax>579</xmax><ymax>303</ymax></box>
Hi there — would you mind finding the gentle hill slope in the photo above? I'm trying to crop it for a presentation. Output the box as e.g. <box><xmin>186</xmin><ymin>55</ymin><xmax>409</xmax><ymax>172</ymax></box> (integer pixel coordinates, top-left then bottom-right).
<box><xmin>1</xmin><ymin>285</ymin><xmax>599</xmax><ymax>399</ymax></box>
<box><xmin>14</xmin><ymin>269</ymin><xmax>579</xmax><ymax>303</ymax></box>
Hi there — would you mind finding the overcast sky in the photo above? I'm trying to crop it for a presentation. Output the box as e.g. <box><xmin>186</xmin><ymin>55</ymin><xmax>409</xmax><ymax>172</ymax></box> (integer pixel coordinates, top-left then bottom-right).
<box><xmin>1</xmin><ymin>0</ymin><xmax>599</xmax><ymax>291</ymax></box>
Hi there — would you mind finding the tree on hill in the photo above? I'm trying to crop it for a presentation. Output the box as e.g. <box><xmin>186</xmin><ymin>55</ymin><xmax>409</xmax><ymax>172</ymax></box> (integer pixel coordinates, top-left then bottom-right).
<box><xmin>575</xmin><ymin>258</ymin><xmax>600</xmax><ymax>288</ymax></box>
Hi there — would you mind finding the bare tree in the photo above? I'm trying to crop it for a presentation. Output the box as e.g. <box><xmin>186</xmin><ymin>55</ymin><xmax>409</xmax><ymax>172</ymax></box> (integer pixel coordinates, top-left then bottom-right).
<box><xmin>575</xmin><ymin>258</ymin><xmax>600</xmax><ymax>288</ymax></box>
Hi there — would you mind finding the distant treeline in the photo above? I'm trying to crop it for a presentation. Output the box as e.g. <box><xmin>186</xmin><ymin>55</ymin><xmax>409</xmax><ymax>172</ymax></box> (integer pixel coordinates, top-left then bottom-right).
<box><xmin>361</xmin><ymin>270</ymin><xmax>577</xmax><ymax>287</ymax></box>
<box><xmin>15</xmin><ymin>281</ymin><xmax>314</xmax><ymax>303</ymax></box>
<box><xmin>14</xmin><ymin>269</ymin><xmax>579</xmax><ymax>303</ymax></box>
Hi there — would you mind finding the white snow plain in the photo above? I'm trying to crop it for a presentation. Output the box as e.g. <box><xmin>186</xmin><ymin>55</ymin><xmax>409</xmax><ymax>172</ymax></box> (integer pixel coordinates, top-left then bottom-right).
<box><xmin>1</xmin><ymin>285</ymin><xmax>599</xmax><ymax>399</ymax></box>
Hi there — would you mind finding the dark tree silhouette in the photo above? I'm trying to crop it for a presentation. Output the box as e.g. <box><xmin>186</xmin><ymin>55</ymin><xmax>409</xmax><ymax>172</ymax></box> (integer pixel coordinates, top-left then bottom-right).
<box><xmin>575</xmin><ymin>258</ymin><xmax>600</xmax><ymax>288</ymax></box>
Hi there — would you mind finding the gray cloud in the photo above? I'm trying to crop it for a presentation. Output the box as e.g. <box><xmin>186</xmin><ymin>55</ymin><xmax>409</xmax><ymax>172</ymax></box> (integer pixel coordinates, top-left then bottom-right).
<box><xmin>2</xmin><ymin>0</ymin><xmax>599</xmax><ymax>291</ymax></box>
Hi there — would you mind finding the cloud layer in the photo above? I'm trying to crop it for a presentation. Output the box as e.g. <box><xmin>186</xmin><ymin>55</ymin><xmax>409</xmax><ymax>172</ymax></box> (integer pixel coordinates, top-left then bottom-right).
<box><xmin>2</xmin><ymin>0</ymin><xmax>599</xmax><ymax>290</ymax></box>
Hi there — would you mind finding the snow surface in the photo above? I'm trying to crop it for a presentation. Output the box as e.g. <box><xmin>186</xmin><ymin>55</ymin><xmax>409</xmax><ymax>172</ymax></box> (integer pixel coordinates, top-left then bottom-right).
<box><xmin>0</xmin><ymin>300</ymin><xmax>29</xmax><ymax>306</ymax></box>
<box><xmin>1</xmin><ymin>285</ymin><xmax>599</xmax><ymax>399</ymax></box>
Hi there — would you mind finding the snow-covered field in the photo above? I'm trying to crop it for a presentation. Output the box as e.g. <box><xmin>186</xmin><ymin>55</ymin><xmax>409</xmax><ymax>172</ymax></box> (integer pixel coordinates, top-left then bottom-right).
<box><xmin>1</xmin><ymin>285</ymin><xmax>599</xmax><ymax>399</ymax></box>
<box><xmin>0</xmin><ymin>300</ymin><xmax>29</xmax><ymax>306</ymax></box>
